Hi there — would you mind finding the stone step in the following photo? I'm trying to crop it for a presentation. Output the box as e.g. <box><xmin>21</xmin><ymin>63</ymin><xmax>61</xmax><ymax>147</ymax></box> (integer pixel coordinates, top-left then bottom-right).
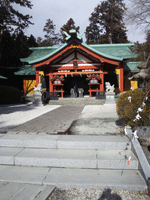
<box><xmin>0</xmin><ymin>147</ymin><xmax>138</xmax><ymax>169</ymax></box>
<box><xmin>0</xmin><ymin>134</ymin><xmax>131</xmax><ymax>150</ymax></box>
<box><xmin>0</xmin><ymin>182</ymin><xmax>55</xmax><ymax>200</ymax></box>
<box><xmin>0</xmin><ymin>166</ymin><xmax>147</xmax><ymax>191</ymax></box>
<box><xmin>44</xmin><ymin>168</ymin><xmax>147</xmax><ymax>191</ymax></box>
<box><xmin>49</xmin><ymin>97</ymin><xmax>105</xmax><ymax>105</ymax></box>
<box><xmin>49</xmin><ymin>102</ymin><xmax>104</xmax><ymax>105</ymax></box>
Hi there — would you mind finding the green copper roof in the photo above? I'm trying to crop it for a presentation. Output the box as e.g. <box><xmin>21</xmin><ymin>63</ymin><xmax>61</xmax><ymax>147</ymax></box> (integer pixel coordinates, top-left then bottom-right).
<box><xmin>21</xmin><ymin>43</ymin><xmax>67</xmax><ymax>64</ymax></box>
<box><xmin>88</xmin><ymin>44</ymin><xmax>136</xmax><ymax>60</ymax></box>
<box><xmin>14</xmin><ymin>65</ymin><xmax>35</xmax><ymax>75</ymax></box>
<box><xmin>20</xmin><ymin>30</ymin><xmax>136</xmax><ymax>65</ymax></box>
<box><xmin>0</xmin><ymin>75</ymin><xmax>7</xmax><ymax>79</ymax></box>
<box><xmin>123</xmin><ymin>62</ymin><xmax>140</xmax><ymax>72</ymax></box>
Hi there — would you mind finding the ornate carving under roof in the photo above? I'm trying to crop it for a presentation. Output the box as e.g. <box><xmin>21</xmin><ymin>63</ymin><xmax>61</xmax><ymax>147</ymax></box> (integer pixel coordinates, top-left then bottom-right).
<box><xmin>49</xmin><ymin>76</ymin><xmax>64</xmax><ymax>81</ymax></box>
<box><xmin>86</xmin><ymin>74</ymin><xmax>101</xmax><ymax>81</ymax></box>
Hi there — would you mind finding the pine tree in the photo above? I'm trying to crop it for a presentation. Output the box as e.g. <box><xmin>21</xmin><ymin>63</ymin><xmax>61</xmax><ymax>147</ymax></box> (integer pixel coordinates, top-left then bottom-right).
<box><xmin>0</xmin><ymin>31</ymin><xmax>35</xmax><ymax>68</ymax></box>
<box><xmin>60</xmin><ymin>18</ymin><xmax>80</xmax><ymax>43</ymax></box>
<box><xmin>0</xmin><ymin>30</ymin><xmax>16</xmax><ymax>67</ymax></box>
<box><xmin>37</xmin><ymin>37</ymin><xmax>43</xmax><ymax>47</ymax></box>
<box><xmin>15</xmin><ymin>31</ymin><xmax>30</xmax><ymax>59</ymax></box>
<box><xmin>43</xmin><ymin>19</ymin><xmax>60</xmax><ymax>46</ymax></box>
<box><xmin>27</xmin><ymin>35</ymin><xmax>38</xmax><ymax>47</ymax></box>
<box><xmin>0</xmin><ymin>0</ymin><xmax>33</xmax><ymax>34</ymax></box>
<box><xmin>85</xmin><ymin>0</ymin><xmax>128</xmax><ymax>44</ymax></box>
<box><xmin>85</xmin><ymin>12</ymin><xmax>102</xmax><ymax>44</ymax></box>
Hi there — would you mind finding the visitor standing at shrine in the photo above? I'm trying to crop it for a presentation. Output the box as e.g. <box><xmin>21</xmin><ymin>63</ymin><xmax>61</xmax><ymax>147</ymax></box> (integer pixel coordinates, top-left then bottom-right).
<box><xmin>74</xmin><ymin>84</ymin><xmax>78</xmax><ymax>98</ymax></box>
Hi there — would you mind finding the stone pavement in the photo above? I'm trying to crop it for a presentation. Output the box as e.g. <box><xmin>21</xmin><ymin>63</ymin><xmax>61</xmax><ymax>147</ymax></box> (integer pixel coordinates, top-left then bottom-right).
<box><xmin>8</xmin><ymin>105</ymin><xmax>84</xmax><ymax>134</ymax></box>
<box><xmin>0</xmin><ymin>103</ymin><xmax>121</xmax><ymax>135</ymax></box>
<box><xmin>0</xmin><ymin>104</ymin><xmax>61</xmax><ymax>132</ymax></box>
<box><xmin>0</xmin><ymin>182</ymin><xmax>55</xmax><ymax>200</ymax></box>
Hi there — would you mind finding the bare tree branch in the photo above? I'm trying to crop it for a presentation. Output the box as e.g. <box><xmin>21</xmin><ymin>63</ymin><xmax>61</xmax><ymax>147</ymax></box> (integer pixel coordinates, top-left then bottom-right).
<box><xmin>125</xmin><ymin>0</ymin><xmax>150</xmax><ymax>31</ymax></box>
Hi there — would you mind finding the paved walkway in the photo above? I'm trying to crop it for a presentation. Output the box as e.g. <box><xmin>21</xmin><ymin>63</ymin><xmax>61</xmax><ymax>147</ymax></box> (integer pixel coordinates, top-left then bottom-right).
<box><xmin>8</xmin><ymin>105</ymin><xmax>84</xmax><ymax>134</ymax></box>
<box><xmin>0</xmin><ymin>182</ymin><xmax>55</xmax><ymax>200</ymax></box>
<box><xmin>0</xmin><ymin>104</ymin><xmax>121</xmax><ymax>135</ymax></box>
<box><xmin>0</xmin><ymin>104</ymin><xmax>61</xmax><ymax>132</ymax></box>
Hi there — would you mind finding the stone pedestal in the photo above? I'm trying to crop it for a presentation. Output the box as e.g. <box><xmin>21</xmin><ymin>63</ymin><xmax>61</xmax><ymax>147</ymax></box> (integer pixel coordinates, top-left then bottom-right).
<box><xmin>33</xmin><ymin>93</ymin><xmax>43</xmax><ymax>106</ymax></box>
<box><xmin>104</xmin><ymin>92</ymin><xmax>116</xmax><ymax>104</ymax></box>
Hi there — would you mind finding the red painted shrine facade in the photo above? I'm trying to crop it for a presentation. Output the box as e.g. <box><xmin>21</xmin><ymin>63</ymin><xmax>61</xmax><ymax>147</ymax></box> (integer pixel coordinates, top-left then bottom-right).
<box><xmin>20</xmin><ymin>30</ymin><xmax>136</xmax><ymax>97</ymax></box>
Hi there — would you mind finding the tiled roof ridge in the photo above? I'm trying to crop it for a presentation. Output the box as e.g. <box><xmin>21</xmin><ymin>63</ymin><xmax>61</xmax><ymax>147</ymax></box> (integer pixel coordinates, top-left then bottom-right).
<box><xmin>89</xmin><ymin>43</ymin><xmax>134</xmax><ymax>47</ymax></box>
<box><xmin>20</xmin><ymin>29</ymin><xmax>136</xmax><ymax>65</ymax></box>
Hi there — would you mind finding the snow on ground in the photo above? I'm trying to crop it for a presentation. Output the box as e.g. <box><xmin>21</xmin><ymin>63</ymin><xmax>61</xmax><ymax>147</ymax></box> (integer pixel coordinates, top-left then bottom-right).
<box><xmin>0</xmin><ymin>104</ymin><xmax>61</xmax><ymax>131</ymax></box>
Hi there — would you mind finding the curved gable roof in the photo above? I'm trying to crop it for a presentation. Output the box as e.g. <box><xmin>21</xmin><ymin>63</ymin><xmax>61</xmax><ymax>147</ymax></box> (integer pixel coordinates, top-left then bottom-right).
<box><xmin>21</xmin><ymin>30</ymin><xmax>136</xmax><ymax>65</ymax></box>
<box><xmin>88</xmin><ymin>44</ymin><xmax>136</xmax><ymax>60</ymax></box>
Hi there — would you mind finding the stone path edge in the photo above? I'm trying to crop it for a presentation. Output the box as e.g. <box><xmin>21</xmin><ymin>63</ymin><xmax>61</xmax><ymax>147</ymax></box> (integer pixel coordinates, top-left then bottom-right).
<box><xmin>126</xmin><ymin>127</ymin><xmax>150</xmax><ymax>193</ymax></box>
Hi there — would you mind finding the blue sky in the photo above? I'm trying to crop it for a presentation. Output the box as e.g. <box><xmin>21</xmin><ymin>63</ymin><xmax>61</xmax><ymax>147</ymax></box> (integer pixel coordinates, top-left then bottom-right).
<box><xmin>17</xmin><ymin>0</ymin><xmax>146</xmax><ymax>43</ymax></box>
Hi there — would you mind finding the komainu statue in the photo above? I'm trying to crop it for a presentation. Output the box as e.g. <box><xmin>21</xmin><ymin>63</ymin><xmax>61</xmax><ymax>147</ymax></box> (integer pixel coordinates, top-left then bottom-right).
<box><xmin>34</xmin><ymin>83</ymin><xmax>42</xmax><ymax>93</ymax></box>
<box><xmin>105</xmin><ymin>82</ymin><xmax>115</xmax><ymax>93</ymax></box>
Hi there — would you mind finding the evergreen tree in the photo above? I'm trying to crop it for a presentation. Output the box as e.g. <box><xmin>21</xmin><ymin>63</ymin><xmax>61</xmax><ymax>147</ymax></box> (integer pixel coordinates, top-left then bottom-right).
<box><xmin>0</xmin><ymin>31</ymin><xmax>37</xmax><ymax>69</ymax></box>
<box><xmin>37</xmin><ymin>37</ymin><xmax>43</xmax><ymax>47</ymax></box>
<box><xmin>27</xmin><ymin>35</ymin><xmax>38</xmax><ymax>47</ymax></box>
<box><xmin>60</xmin><ymin>18</ymin><xmax>80</xmax><ymax>43</ymax></box>
<box><xmin>0</xmin><ymin>0</ymin><xmax>33</xmax><ymax>34</ymax></box>
<box><xmin>43</xmin><ymin>19</ymin><xmax>60</xmax><ymax>46</ymax></box>
<box><xmin>14</xmin><ymin>31</ymin><xmax>30</xmax><ymax>59</ymax></box>
<box><xmin>85</xmin><ymin>12</ymin><xmax>102</xmax><ymax>44</ymax></box>
<box><xmin>0</xmin><ymin>30</ymin><xmax>16</xmax><ymax>67</ymax></box>
<box><xmin>85</xmin><ymin>0</ymin><xmax>128</xmax><ymax>44</ymax></box>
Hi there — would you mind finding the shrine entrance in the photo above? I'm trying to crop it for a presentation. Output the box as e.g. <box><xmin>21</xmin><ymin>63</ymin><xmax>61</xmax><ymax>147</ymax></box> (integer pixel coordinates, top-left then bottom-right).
<box><xmin>63</xmin><ymin>75</ymin><xmax>89</xmax><ymax>97</ymax></box>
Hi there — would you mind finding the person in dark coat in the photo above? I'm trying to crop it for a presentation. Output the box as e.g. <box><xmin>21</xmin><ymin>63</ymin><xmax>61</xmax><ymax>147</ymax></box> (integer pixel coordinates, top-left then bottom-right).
<box><xmin>74</xmin><ymin>84</ymin><xmax>78</xmax><ymax>98</ymax></box>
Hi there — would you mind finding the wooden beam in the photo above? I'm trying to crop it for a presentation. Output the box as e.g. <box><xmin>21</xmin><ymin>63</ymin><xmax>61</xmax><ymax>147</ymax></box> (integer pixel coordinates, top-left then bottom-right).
<box><xmin>53</xmin><ymin>71</ymin><xmax>103</xmax><ymax>76</ymax></box>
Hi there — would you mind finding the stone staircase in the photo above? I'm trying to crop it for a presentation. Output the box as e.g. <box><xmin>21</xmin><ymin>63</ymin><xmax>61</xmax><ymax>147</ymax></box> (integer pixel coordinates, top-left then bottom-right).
<box><xmin>49</xmin><ymin>97</ymin><xmax>105</xmax><ymax>105</ymax></box>
<box><xmin>0</xmin><ymin>134</ymin><xmax>147</xmax><ymax>191</ymax></box>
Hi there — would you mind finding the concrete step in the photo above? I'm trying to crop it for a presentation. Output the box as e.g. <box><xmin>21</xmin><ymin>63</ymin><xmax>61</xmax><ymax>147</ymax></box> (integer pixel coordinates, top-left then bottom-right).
<box><xmin>44</xmin><ymin>168</ymin><xmax>147</xmax><ymax>191</ymax></box>
<box><xmin>0</xmin><ymin>165</ymin><xmax>147</xmax><ymax>191</ymax></box>
<box><xmin>49</xmin><ymin>102</ymin><xmax>104</xmax><ymax>105</ymax></box>
<box><xmin>49</xmin><ymin>97</ymin><xmax>105</xmax><ymax>105</ymax></box>
<box><xmin>0</xmin><ymin>147</ymin><xmax>138</xmax><ymax>169</ymax></box>
<box><xmin>0</xmin><ymin>182</ymin><xmax>55</xmax><ymax>200</ymax></box>
<box><xmin>0</xmin><ymin>134</ymin><xmax>131</xmax><ymax>150</ymax></box>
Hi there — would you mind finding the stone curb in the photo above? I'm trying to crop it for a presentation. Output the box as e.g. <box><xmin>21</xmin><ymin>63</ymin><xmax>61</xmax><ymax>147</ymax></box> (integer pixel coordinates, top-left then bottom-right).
<box><xmin>126</xmin><ymin>126</ymin><xmax>150</xmax><ymax>193</ymax></box>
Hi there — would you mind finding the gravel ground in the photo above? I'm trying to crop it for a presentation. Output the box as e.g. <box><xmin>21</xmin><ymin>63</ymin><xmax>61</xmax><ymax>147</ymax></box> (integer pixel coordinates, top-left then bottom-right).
<box><xmin>49</xmin><ymin>188</ymin><xmax>150</xmax><ymax>200</ymax></box>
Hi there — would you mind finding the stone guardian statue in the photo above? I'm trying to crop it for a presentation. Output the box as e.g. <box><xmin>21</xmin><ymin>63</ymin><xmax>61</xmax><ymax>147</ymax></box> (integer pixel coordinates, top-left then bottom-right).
<box><xmin>33</xmin><ymin>83</ymin><xmax>43</xmax><ymax>106</ymax></box>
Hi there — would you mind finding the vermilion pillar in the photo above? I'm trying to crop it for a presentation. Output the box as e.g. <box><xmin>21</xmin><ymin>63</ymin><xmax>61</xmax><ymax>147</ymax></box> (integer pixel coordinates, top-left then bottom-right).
<box><xmin>119</xmin><ymin>62</ymin><xmax>124</xmax><ymax>93</ymax></box>
<box><xmin>23</xmin><ymin>79</ymin><xmax>26</xmax><ymax>94</ymax></box>
<box><xmin>49</xmin><ymin>72</ymin><xmax>53</xmax><ymax>92</ymax></box>
<box><xmin>36</xmin><ymin>70</ymin><xmax>39</xmax><ymax>87</ymax></box>
<box><xmin>100</xmin><ymin>73</ymin><xmax>104</xmax><ymax>91</ymax></box>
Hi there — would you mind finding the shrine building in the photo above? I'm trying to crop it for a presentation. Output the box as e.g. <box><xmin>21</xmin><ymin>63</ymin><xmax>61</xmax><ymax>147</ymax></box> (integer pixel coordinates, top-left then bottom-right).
<box><xmin>15</xmin><ymin>29</ymin><xmax>140</xmax><ymax>97</ymax></box>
